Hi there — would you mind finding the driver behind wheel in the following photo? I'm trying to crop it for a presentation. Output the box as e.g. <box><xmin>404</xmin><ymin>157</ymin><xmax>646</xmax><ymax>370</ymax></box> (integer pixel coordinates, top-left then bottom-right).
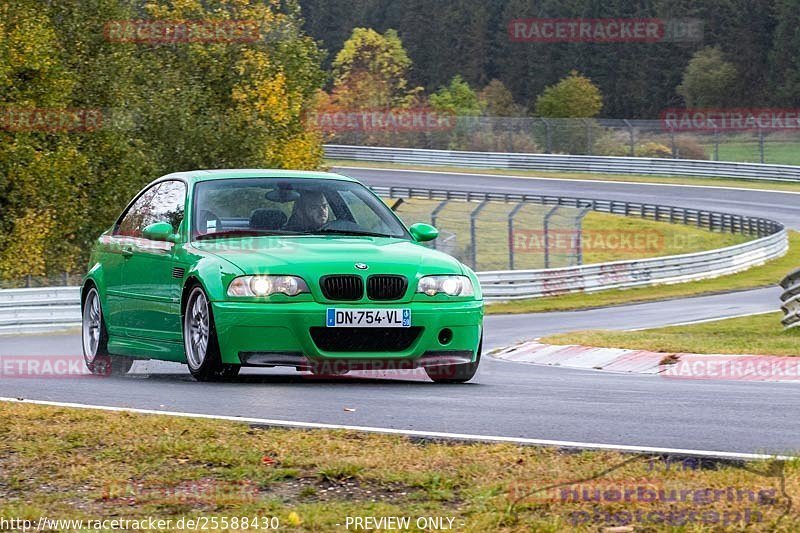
<box><xmin>286</xmin><ymin>191</ymin><xmax>330</xmax><ymax>231</ymax></box>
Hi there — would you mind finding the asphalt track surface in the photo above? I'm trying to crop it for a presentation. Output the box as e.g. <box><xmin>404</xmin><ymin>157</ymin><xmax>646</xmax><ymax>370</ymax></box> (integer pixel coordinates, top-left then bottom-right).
<box><xmin>2</xmin><ymin>169</ymin><xmax>800</xmax><ymax>456</ymax></box>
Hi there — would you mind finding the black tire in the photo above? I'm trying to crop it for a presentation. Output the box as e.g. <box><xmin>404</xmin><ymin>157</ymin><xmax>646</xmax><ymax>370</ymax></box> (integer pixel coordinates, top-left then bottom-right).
<box><xmin>183</xmin><ymin>285</ymin><xmax>240</xmax><ymax>382</ymax></box>
<box><xmin>425</xmin><ymin>336</ymin><xmax>482</xmax><ymax>383</ymax></box>
<box><xmin>82</xmin><ymin>287</ymin><xmax>133</xmax><ymax>376</ymax></box>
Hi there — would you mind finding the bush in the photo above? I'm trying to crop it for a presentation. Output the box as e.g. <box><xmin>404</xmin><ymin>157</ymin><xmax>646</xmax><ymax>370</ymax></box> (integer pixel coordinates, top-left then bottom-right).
<box><xmin>673</xmin><ymin>137</ymin><xmax>709</xmax><ymax>160</ymax></box>
<box><xmin>636</xmin><ymin>142</ymin><xmax>673</xmax><ymax>158</ymax></box>
<box><xmin>449</xmin><ymin>130</ymin><xmax>539</xmax><ymax>153</ymax></box>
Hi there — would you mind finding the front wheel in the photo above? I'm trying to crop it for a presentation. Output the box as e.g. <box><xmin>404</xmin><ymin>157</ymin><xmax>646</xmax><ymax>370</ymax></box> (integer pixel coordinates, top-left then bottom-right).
<box><xmin>82</xmin><ymin>287</ymin><xmax>133</xmax><ymax>376</ymax></box>
<box><xmin>425</xmin><ymin>336</ymin><xmax>482</xmax><ymax>383</ymax></box>
<box><xmin>184</xmin><ymin>285</ymin><xmax>240</xmax><ymax>382</ymax></box>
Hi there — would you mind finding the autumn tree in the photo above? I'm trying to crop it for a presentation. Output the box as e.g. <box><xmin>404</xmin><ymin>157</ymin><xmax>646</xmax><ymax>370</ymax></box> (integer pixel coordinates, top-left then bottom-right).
<box><xmin>535</xmin><ymin>71</ymin><xmax>603</xmax><ymax>118</ymax></box>
<box><xmin>677</xmin><ymin>47</ymin><xmax>738</xmax><ymax>108</ymax></box>
<box><xmin>330</xmin><ymin>27</ymin><xmax>417</xmax><ymax>109</ymax></box>
<box><xmin>429</xmin><ymin>76</ymin><xmax>483</xmax><ymax>115</ymax></box>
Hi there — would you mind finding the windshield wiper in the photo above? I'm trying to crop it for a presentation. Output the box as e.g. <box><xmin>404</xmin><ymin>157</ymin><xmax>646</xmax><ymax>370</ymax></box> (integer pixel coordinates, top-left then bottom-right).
<box><xmin>311</xmin><ymin>228</ymin><xmax>398</xmax><ymax>238</ymax></box>
<box><xmin>195</xmin><ymin>229</ymin><xmax>302</xmax><ymax>240</ymax></box>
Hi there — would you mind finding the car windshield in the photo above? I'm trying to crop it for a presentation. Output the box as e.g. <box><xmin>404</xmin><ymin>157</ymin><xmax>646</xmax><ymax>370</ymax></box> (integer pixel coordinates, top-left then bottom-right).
<box><xmin>192</xmin><ymin>177</ymin><xmax>410</xmax><ymax>241</ymax></box>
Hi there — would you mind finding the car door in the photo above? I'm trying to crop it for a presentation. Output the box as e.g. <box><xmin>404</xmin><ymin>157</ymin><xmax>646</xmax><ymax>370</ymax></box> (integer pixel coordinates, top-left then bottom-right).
<box><xmin>104</xmin><ymin>183</ymin><xmax>162</xmax><ymax>335</ymax></box>
<box><xmin>118</xmin><ymin>180</ymin><xmax>187</xmax><ymax>343</ymax></box>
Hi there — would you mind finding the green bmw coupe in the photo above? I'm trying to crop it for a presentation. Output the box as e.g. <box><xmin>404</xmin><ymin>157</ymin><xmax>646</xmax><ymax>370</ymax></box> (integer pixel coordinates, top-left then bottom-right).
<box><xmin>81</xmin><ymin>170</ymin><xmax>484</xmax><ymax>382</ymax></box>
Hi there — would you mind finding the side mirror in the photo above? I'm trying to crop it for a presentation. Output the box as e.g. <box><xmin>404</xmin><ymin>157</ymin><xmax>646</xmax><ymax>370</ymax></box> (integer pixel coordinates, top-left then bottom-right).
<box><xmin>409</xmin><ymin>223</ymin><xmax>439</xmax><ymax>242</ymax></box>
<box><xmin>142</xmin><ymin>221</ymin><xmax>179</xmax><ymax>243</ymax></box>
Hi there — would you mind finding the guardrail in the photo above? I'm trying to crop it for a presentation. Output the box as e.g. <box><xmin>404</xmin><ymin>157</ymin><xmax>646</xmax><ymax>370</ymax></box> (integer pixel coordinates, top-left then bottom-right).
<box><xmin>0</xmin><ymin>287</ymin><xmax>81</xmax><ymax>335</ymax></box>
<box><xmin>325</xmin><ymin>145</ymin><xmax>800</xmax><ymax>182</ymax></box>
<box><xmin>780</xmin><ymin>269</ymin><xmax>800</xmax><ymax>329</ymax></box>
<box><xmin>479</xmin><ymin>230</ymin><xmax>787</xmax><ymax>300</ymax></box>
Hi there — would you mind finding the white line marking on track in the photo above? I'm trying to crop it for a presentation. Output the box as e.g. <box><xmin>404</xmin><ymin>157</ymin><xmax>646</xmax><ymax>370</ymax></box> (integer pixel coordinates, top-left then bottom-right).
<box><xmin>334</xmin><ymin>166</ymin><xmax>800</xmax><ymax>196</ymax></box>
<box><xmin>0</xmin><ymin>397</ymin><xmax>791</xmax><ymax>461</ymax></box>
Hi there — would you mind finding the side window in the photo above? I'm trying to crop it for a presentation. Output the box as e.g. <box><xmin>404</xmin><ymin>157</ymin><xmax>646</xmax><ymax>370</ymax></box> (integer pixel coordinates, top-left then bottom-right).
<box><xmin>150</xmin><ymin>180</ymin><xmax>186</xmax><ymax>233</ymax></box>
<box><xmin>115</xmin><ymin>184</ymin><xmax>161</xmax><ymax>238</ymax></box>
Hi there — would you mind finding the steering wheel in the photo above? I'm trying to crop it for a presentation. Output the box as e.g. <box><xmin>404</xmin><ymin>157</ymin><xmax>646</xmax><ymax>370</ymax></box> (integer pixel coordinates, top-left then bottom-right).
<box><xmin>319</xmin><ymin>219</ymin><xmax>361</xmax><ymax>232</ymax></box>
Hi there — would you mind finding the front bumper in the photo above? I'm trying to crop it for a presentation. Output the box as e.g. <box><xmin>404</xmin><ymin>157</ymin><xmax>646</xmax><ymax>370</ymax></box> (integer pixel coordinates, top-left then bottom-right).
<box><xmin>210</xmin><ymin>300</ymin><xmax>483</xmax><ymax>367</ymax></box>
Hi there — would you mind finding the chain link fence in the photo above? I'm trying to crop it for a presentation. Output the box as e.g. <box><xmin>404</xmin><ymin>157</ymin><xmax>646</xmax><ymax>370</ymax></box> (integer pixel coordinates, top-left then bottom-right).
<box><xmin>323</xmin><ymin>116</ymin><xmax>800</xmax><ymax>165</ymax></box>
<box><xmin>392</xmin><ymin>197</ymin><xmax>587</xmax><ymax>271</ymax></box>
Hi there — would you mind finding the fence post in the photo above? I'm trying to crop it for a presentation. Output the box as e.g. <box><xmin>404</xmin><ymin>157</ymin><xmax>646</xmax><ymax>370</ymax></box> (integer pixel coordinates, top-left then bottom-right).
<box><xmin>543</xmin><ymin>205</ymin><xmax>559</xmax><ymax>269</ymax></box>
<box><xmin>430</xmin><ymin>199</ymin><xmax>450</xmax><ymax>250</ymax></box>
<box><xmin>575</xmin><ymin>207</ymin><xmax>592</xmax><ymax>266</ymax></box>
<box><xmin>585</xmin><ymin>119</ymin><xmax>593</xmax><ymax>155</ymax></box>
<box><xmin>713</xmin><ymin>128</ymin><xmax>720</xmax><ymax>161</ymax></box>
<box><xmin>670</xmin><ymin>131</ymin><xmax>677</xmax><ymax>158</ymax></box>
<box><xmin>758</xmin><ymin>126</ymin><xmax>765</xmax><ymax>164</ymax></box>
<box><xmin>507</xmin><ymin>202</ymin><xmax>526</xmax><ymax>270</ymax></box>
<box><xmin>623</xmin><ymin>119</ymin><xmax>634</xmax><ymax>156</ymax></box>
<box><xmin>542</xmin><ymin>119</ymin><xmax>552</xmax><ymax>153</ymax></box>
<box><xmin>470</xmin><ymin>200</ymin><xmax>490</xmax><ymax>270</ymax></box>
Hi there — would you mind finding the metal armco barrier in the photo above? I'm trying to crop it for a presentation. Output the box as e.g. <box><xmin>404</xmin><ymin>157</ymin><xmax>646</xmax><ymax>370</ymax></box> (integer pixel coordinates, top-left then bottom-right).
<box><xmin>0</xmin><ymin>287</ymin><xmax>81</xmax><ymax>335</ymax></box>
<box><xmin>479</xmin><ymin>230</ymin><xmax>787</xmax><ymax>300</ymax></box>
<box><xmin>780</xmin><ymin>269</ymin><xmax>800</xmax><ymax>329</ymax></box>
<box><xmin>325</xmin><ymin>145</ymin><xmax>800</xmax><ymax>182</ymax></box>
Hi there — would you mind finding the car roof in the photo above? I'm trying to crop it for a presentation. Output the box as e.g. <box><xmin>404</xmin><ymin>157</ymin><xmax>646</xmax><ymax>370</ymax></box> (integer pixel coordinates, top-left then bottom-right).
<box><xmin>154</xmin><ymin>169</ymin><xmax>359</xmax><ymax>185</ymax></box>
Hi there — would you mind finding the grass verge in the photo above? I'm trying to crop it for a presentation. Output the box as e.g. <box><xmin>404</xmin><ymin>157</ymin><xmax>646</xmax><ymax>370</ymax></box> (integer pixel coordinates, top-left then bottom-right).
<box><xmin>1</xmin><ymin>401</ymin><xmax>799</xmax><ymax>531</ymax></box>
<box><xmin>541</xmin><ymin>312</ymin><xmax>800</xmax><ymax>357</ymax></box>
<box><xmin>328</xmin><ymin>159</ymin><xmax>800</xmax><ymax>194</ymax></box>
<box><xmin>485</xmin><ymin>232</ymin><xmax>799</xmax><ymax>315</ymax></box>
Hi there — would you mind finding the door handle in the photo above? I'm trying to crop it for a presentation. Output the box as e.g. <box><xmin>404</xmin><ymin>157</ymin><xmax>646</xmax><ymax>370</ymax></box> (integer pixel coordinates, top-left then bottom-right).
<box><xmin>121</xmin><ymin>246</ymin><xmax>134</xmax><ymax>258</ymax></box>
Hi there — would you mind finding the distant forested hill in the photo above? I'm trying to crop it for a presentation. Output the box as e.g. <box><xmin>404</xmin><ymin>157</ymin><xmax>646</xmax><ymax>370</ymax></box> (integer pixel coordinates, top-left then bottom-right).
<box><xmin>299</xmin><ymin>0</ymin><xmax>796</xmax><ymax>118</ymax></box>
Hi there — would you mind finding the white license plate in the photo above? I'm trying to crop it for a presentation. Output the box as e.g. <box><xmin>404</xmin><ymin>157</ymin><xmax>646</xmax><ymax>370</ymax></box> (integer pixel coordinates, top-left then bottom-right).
<box><xmin>326</xmin><ymin>308</ymin><xmax>411</xmax><ymax>328</ymax></box>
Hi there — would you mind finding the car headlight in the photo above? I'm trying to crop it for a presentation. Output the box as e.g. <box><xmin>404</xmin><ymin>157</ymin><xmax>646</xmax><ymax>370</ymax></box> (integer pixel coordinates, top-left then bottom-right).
<box><xmin>227</xmin><ymin>275</ymin><xmax>309</xmax><ymax>297</ymax></box>
<box><xmin>417</xmin><ymin>275</ymin><xmax>474</xmax><ymax>297</ymax></box>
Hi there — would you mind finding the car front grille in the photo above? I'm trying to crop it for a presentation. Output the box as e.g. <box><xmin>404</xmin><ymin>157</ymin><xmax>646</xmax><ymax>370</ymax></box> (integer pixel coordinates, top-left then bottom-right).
<box><xmin>309</xmin><ymin>327</ymin><xmax>423</xmax><ymax>352</ymax></box>
<box><xmin>320</xmin><ymin>275</ymin><xmax>364</xmax><ymax>301</ymax></box>
<box><xmin>367</xmin><ymin>275</ymin><xmax>408</xmax><ymax>301</ymax></box>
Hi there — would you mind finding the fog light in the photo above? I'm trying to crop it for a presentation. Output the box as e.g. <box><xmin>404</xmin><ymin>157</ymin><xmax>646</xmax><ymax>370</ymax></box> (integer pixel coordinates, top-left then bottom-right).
<box><xmin>438</xmin><ymin>328</ymin><xmax>453</xmax><ymax>345</ymax></box>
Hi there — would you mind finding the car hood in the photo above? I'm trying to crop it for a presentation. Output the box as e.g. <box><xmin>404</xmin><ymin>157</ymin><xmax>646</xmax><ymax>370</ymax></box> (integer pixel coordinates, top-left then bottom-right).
<box><xmin>191</xmin><ymin>236</ymin><xmax>465</xmax><ymax>278</ymax></box>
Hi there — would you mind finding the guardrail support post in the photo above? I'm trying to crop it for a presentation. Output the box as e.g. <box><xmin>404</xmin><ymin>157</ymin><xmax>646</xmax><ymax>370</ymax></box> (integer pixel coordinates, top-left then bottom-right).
<box><xmin>507</xmin><ymin>202</ymin><xmax>526</xmax><ymax>270</ymax></box>
<box><xmin>470</xmin><ymin>200</ymin><xmax>490</xmax><ymax>270</ymax></box>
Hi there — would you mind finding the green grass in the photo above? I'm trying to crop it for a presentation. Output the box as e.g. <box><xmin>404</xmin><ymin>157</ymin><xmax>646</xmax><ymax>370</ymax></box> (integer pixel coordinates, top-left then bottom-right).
<box><xmin>541</xmin><ymin>312</ymin><xmax>800</xmax><ymax>357</ymax></box>
<box><xmin>485</xmin><ymin>232</ymin><xmax>799</xmax><ymax>315</ymax></box>
<box><xmin>709</xmin><ymin>141</ymin><xmax>800</xmax><ymax>166</ymax></box>
<box><xmin>2</xmin><ymin>401</ymin><xmax>799</xmax><ymax>531</ymax></box>
<box><xmin>327</xmin><ymin>159</ymin><xmax>800</xmax><ymax>193</ymax></box>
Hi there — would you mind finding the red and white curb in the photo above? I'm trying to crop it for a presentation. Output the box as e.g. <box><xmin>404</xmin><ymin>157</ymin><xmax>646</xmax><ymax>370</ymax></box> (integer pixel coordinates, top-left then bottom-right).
<box><xmin>490</xmin><ymin>341</ymin><xmax>800</xmax><ymax>382</ymax></box>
